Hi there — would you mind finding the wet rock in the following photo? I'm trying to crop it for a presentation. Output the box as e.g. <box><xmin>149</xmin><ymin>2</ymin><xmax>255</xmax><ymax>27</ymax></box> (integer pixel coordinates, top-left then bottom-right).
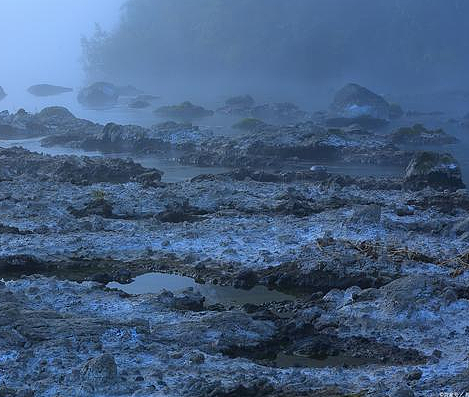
<box><xmin>0</xmin><ymin>86</ymin><xmax>6</xmax><ymax>101</ymax></box>
<box><xmin>155</xmin><ymin>101</ymin><xmax>214</xmax><ymax>121</ymax></box>
<box><xmin>330</xmin><ymin>83</ymin><xmax>395</xmax><ymax>120</ymax></box>
<box><xmin>134</xmin><ymin>171</ymin><xmax>164</xmax><ymax>187</ymax></box>
<box><xmin>0</xmin><ymin>254</ymin><xmax>47</xmax><ymax>273</ymax></box>
<box><xmin>234</xmin><ymin>269</ymin><xmax>258</xmax><ymax>289</ymax></box>
<box><xmin>188</xmin><ymin>352</ymin><xmax>205</xmax><ymax>364</ymax></box>
<box><xmin>27</xmin><ymin>84</ymin><xmax>73</xmax><ymax>97</ymax></box>
<box><xmin>389</xmin><ymin>124</ymin><xmax>458</xmax><ymax>145</ymax></box>
<box><xmin>78</xmin><ymin>82</ymin><xmax>119</xmax><ymax>109</ymax></box>
<box><xmin>0</xmin><ymin>146</ymin><xmax>163</xmax><ymax>184</ymax></box>
<box><xmin>90</xmin><ymin>272</ymin><xmax>113</xmax><ymax>284</ymax></box>
<box><xmin>174</xmin><ymin>289</ymin><xmax>205</xmax><ymax>311</ymax></box>
<box><xmin>404</xmin><ymin>151</ymin><xmax>465</xmax><ymax>191</ymax></box>
<box><xmin>80</xmin><ymin>353</ymin><xmax>117</xmax><ymax>386</ymax></box>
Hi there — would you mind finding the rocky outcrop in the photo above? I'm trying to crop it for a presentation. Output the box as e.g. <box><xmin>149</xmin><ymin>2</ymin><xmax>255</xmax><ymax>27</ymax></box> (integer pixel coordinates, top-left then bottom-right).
<box><xmin>0</xmin><ymin>107</ymin><xmax>102</xmax><ymax>140</ymax></box>
<box><xmin>0</xmin><ymin>146</ymin><xmax>163</xmax><ymax>184</ymax></box>
<box><xmin>27</xmin><ymin>84</ymin><xmax>73</xmax><ymax>97</ymax></box>
<box><xmin>155</xmin><ymin>101</ymin><xmax>214</xmax><ymax>121</ymax></box>
<box><xmin>179</xmin><ymin>122</ymin><xmax>412</xmax><ymax>168</ymax></box>
<box><xmin>389</xmin><ymin>124</ymin><xmax>458</xmax><ymax>145</ymax></box>
<box><xmin>330</xmin><ymin>83</ymin><xmax>399</xmax><ymax>120</ymax></box>
<box><xmin>78</xmin><ymin>82</ymin><xmax>119</xmax><ymax>109</ymax></box>
<box><xmin>404</xmin><ymin>151</ymin><xmax>465</xmax><ymax>190</ymax></box>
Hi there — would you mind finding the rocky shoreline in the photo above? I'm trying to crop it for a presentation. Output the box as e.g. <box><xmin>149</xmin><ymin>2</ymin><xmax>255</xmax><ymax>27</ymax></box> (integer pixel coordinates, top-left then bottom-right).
<box><xmin>0</xmin><ymin>135</ymin><xmax>468</xmax><ymax>395</ymax></box>
<box><xmin>1</xmin><ymin>81</ymin><xmax>469</xmax><ymax>396</ymax></box>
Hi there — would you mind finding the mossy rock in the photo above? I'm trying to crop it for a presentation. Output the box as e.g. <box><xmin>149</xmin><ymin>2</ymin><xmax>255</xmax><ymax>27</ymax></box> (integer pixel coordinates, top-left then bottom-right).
<box><xmin>154</xmin><ymin>101</ymin><xmax>214</xmax><ymax>120</ymax></box>
<box><xmin>232</xmin><ymin>118</ymin><xmax>266</xmax><ymax>131</ymax></box>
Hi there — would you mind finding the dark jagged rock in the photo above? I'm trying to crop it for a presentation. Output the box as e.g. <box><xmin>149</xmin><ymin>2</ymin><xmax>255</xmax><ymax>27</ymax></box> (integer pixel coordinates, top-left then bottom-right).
<box><xmin>156</xmin><ymin>200</ymin><xmax>208</xmax><ymax>223</ymax></box>
<box><xmin>78</xmin><ymin>82</ymin><xmax>119</xmax><ymax>109</ymax></box>
<box><xmin>389</xmin><ymin>124</ymin><xmax>458</xmax><ymax>145</ymax></box>
<box><xmin>81</xmin><ymin>122</ymin><xmax>161</xmax><ymax>153</ymax></box>
<box><xmin>404</xmin><ymin>151</ymin><xmax>465</xmax><ymax>191</ymax></box>
<box><xmin>0</xmin><ymin>255</ymin><xmax>47</xmax><ymax>273</ymax></box>
<box><xmin>0</xmin><ymin>86</ymin><xmax>6</xmax><ymax>101</ymax></box>
<box><xmin>0</xmin><ymin>147</ymin><xmax>163</xmax><ymax>185</ymax></box>
<box><xmin>27</xmin><ymin>84</ymin><xmax>73</xmax><ymax>97</ymax></box>
<box><xmin>0</xmin><ymin>107</ymin><xmax>101</xmax><ymax>140</ymax></box>
<box><xmin>180</xmin><ymin>122</ymin><xmax>412</xmax><ymax>168</ymax></box>
<box><xmin>69</xmin><ymin>198</ymin><xmax>115</xmax><ymax>218</ymax></box>
<box><xmin>80</xmin><ymin>354</ymin><xmax>117</xmax><ymax>386</ymax></box>
<box><xmin>155</xmin><ymin>101</ymin><xmax>214</xmax><ymax>121</ymax></box>
<box><xmin>330</xmin><ymin>83</ymin><xmax>397</xmax><ymax>120</ymax></box>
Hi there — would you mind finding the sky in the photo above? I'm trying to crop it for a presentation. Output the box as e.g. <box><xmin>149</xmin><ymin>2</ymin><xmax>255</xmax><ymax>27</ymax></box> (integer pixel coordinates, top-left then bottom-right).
<box><xmin>0</xmin><ymin>0</ymin><xmax>124</xmax><ymax>88</ymax></box>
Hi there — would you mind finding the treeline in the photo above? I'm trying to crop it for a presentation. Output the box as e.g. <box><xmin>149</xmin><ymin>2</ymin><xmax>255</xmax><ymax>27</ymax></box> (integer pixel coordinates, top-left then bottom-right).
<box><xmin>82</xmin><ymin>0</ymin><xmax>469</xmax><ymax>89</ymax></box>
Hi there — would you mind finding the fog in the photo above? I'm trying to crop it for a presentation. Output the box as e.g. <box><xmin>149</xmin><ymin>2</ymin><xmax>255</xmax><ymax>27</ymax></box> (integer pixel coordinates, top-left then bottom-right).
<box><xmin>1</xmin><ymin>0</ymin><xmax>469</xmax><ymax>112</ymax></box>
<box><xmin>0</xmin><ymin>0</ymin><xmax>124</xmax><ymax>111</ymax></box>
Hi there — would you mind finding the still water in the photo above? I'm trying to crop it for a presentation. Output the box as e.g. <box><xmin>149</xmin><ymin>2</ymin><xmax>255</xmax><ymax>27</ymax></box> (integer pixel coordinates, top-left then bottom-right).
<box><xmin>107</xmin><ymin>272</ymin><xmax>295</xmax><ymax>306</ymax></box>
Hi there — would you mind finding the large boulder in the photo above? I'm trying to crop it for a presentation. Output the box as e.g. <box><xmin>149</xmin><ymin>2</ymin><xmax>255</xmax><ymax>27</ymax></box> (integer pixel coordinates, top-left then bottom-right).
<box><xmin>404</xmin><ymin>151</ymin><xmax>465</xmax><ymax>191</ymax></box>
<box><xmin>330</xmin><ymin>83</ymin><xmax>398</xmax><ymax>120</ymax></box>
<box><xmin>27</xmin><ymin>84</ymin><xmax>73</xmax><ymax>97</ymax></box>
<box><xmin>0</xmin><ymin>86</ymin><xmax>6</xmax><ymax>101</ymax></box>
<box><xmin>77</xmin><ymin>82</ymin><xmax>119</xmax><ymax>109</ymax></box>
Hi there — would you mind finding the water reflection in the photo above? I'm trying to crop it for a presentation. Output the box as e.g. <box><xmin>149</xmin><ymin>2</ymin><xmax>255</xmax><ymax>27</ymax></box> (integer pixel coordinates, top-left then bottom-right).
<box><xmin>107</xmin><ymin>272</ymin><xmax>295</xmax><ymax>306</ymax></box>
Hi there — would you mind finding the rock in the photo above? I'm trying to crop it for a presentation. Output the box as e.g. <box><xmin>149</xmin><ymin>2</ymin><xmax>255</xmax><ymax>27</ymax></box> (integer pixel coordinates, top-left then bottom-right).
<box><xmin>0</xmin><ymin>86</ymin><xmax>6</xmax><ymax>101</ymax></box>
<box><xmin>389</xmin><ymin>124</ymin><xmax>458</xmax><ymax>145</ymax></box>
<box><xmin>351</xmin><ymin>204</ymin><xmax>382</xmax><ymax>224</ymax></box>
<box><xmin>90</xmin><ymin>272</ymin><xmax>113</xmax><ymax>284</ymax></box>
<box><xmin>0</xmin><ymin>254</ymin><xmax>47</xmax><ymax>272</ymax></box>
<box><xmin>330</xmin><ymin>83</ymin><xmax>394</xmax><ymax>120</ymax></box>
<box><xmin>234</xmin><ymin>269</ymin><xmax>258</xmax><ymax>289</ymax></box>
<box><xmin>232</xmin><ymin>118</ymin><xmax>267</xmax><ymax>132</ymax></box>
<box><xmin>405</xmin><ymin>369</ymin><xmax>423</xmax><ymax>381</ymax></box>
<box><xmin>80</xmin><ymin>353</ymin><xmax>117</xmax><ymax>386</ymax></box>
<box><xmin>156</xmin><ymin>200</ymin><xmax>207</xmax><ymax>223</ymax></box>
<box><xmin>390</xmin><ymin>386</ymin><xmax>415</xmax><ymax>397</ymax></box>
<box><xmin>173</xmin><ymin>289</ymin><xmax>205</xmax><ymax>311</ymax></box>
<box><xmin>404</xmin><ymin>151</ymin><xmax>465</xmax><ymax>191</ymax></box>
<box><xmin>134</xmin><ymin>171</ymin><xmax>164</xmax><ymax>187</ymax></box>
<box><xmin>395</xmin><ymin>205</ymin><xmax>415</xmax><ymax>217</ymax></box>
<box><xmin>189</xmin><ymin>352</ymin><xmax>205</xmax><ymax>364</ymax></box>
<box><xmin>27</xmin><ymin>84</ymin><xmax>73</xmax><ymax>97</ymax></box>
<box><xmin>154</xmin><ymin>101</ymin><xmax>214</xmax><ymax>121</ymax></box>
<box><xmin>69</xmin><ymin>198</ymin><xmax>114</xmax><ymax>218</ymax></box>
<box><xmin>82</xmin><ymin>122</ymin><xmax>160</xmax><ymax>153</ymax></box>
<box><xmin>0</xmin><ymin>147</ymin><xmax>164</xmax><ymax>185</ymax></box>
<box><xmin>389</xmin><ymin>103</ymin><xmax>404</xmax><ymax>119</ymax></box>
<box><xmin>78</xmin><ymin>82</ymin><xmax>119</xmax><ymax>109</ymax></box>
